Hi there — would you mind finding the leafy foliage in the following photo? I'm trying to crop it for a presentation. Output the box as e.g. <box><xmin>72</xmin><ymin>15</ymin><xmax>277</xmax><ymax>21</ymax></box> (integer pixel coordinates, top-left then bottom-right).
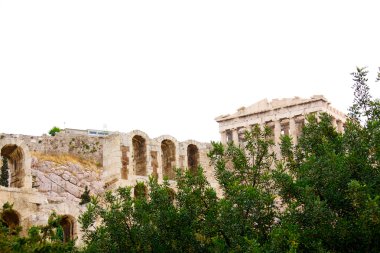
<box><xmin>208</xmin><ymin>124</ymin><xmax>277</xmax><ymax>251</ymax></box>
<box><xmin>79</xmin><ymin>186</ymin><xmax>91</xmax><ymax>205</ymax></box>
<box><xmin>49</xmin><ymin>126</ymin><xmax>61</xmax><ymax>136</ymax></box>
<box><xmin>0</xmin><ymin>156</ymin><xmax>9</xmax><ymax>187</ymax></box>
<box><xmin>79</xmin><ymin>169</ymin><xmax>219</xmax><ymax>252</ymax></box>
<box><xmin>0</xmin><ymin>205</ymin><xmax>76</xmax><ymax>253</ymax></box>
<box><xmin>271</xmin><ymin>67</ymin><xmax>380</xmax><ymax>252</ymax></box>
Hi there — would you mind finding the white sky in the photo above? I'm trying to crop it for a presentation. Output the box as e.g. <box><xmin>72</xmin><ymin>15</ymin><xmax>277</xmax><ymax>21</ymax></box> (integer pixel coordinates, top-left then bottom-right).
<box><xmin>1</xmin><ymin>1</ymin><xmax>379</xmax><ymax>142</ymax></box>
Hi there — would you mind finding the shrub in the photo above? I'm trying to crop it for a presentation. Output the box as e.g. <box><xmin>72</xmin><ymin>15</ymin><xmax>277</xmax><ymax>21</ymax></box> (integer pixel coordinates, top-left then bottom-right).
<box><xmin>49</xmin><ymin>126</ymin><xmax>61</xmax><ymax>136</ymax></box>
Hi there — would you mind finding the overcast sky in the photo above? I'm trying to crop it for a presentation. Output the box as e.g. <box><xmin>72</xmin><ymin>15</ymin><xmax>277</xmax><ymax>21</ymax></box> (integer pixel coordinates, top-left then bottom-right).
<box><xmin>0</xmin><ymin>1</ymin><xmax>379</xmax><ymax>142</ymax></box>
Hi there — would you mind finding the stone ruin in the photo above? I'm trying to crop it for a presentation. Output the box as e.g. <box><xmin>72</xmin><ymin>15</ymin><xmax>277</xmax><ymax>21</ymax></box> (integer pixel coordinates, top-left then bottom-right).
<box><xmin>215</xmin><ymin>95</ymin><xmax>346</xmax><ymax>153</ymax></box>
<box><xmin>0</xmin><ymin>95</ymin><xmax>347</xmax><ymax>244</ymax></box>
<box><xmin>0</xmin><ymin>129</ymin><xmax>215</xmax><ymax>243</ymax></box>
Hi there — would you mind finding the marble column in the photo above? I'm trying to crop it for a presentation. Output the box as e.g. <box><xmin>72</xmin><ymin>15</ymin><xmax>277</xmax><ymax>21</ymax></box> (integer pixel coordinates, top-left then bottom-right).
<box><xmin>293</xmin><ymin>116</ymin><xmax>304</xmax><ymax>142</ymax></box>
<box><xmin>220</xmin><ymin>131</ymin><xmax>227</xmax><ymax>144</ymax></box>
<box><xmin>232</xmin><ymin>128</ymin><xmax>239</xmax><ymax>144</ymax></box>
<box><xmin>274</xmin><ymin>120</ymin><xmax>281</xmax><ymax>155</ymax></box>
<box><xmin>289</xmin><ymin>117</ymin><xmax>297</xmax><ymax>145</ymax></box>
<box><xmin>237</xmin><ymin>127</ymin><xmax>246</xmax><ymax>143</ymax></box>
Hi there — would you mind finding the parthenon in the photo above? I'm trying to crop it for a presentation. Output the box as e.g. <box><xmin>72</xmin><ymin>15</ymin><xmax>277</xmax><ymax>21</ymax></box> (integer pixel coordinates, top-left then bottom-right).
<box><xmin>215</xmin><ymin>95</ymin><xmax>347</xmax><ymax>150</ymax></box>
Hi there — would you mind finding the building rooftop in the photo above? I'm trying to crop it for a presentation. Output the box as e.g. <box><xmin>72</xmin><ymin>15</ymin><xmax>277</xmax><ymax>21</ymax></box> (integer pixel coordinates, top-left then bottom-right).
<box><xmin>215</xmin><ymin>95</ymin><xmax>331</xmax><ymax>122</ymax></box>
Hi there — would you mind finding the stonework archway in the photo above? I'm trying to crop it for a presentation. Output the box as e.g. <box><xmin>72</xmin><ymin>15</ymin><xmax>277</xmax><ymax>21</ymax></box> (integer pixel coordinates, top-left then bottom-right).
<box><xmin>161</xmin><ymin>140</ymin><xmax>176</xmax><ymax>180</ymax></box>
<box><xmin>134</xmin><ymin>183</ymin><xmax>148</xmax><ymax>199</ymax></box>
<box><xmin>1</xmin><ymin>145</ymin><xmax>24</xmax><ymax>188</ymax></box>
<box><xmin>168</xmin><ymin>188</ymin><xmax>175</xmax><ymax>203</ymax></box>
<box><xmin>187</xmin><ymin>144</ymin><xmax>199</xmax><ymax>173</ymax></box>
<box><xmin>60</xmin><ymin>215</ymin><xmax>76</xmax><ymax>242</ymax></box>
<box><xmin>1</xmin><ymin>209</ymin><xmax>20</xmax><ymax>230</ymax></box>
<box><xmin>0</xmin><ymin>138</ymin><xmax>32</xmax><ymax>189</ymax></box>
<box><xmin>132</xmin><ymin>135</ymin><xmax>147</xmax><ymax>176</ymax></box>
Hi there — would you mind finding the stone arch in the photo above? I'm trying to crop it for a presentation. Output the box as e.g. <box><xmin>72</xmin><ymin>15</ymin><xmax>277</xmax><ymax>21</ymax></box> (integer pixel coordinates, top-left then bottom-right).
<box><xmin>161</xmin><ymin>139</ymin><xmax>176</xmax><ymax>180</ymax></box>
<box><xmin>187</xmin><ymin>144</ymin><xmax>199</xmax><ymax>173</ymax></box>
<box><xmin>1</xmin><ymin>209</ymin><xmax>20</xmax><ymax>230</ymax></box>
<box><xmin>134</xmin><ymin>183</ymin><xmax>148</xmax><ymax>199</ymax></box>
<box><xmin>0</xmin><ymin>138</ymin><xmax>32</xmax><ymax>188</ymax></box>
<box><xmin>168</xmin><ymin>188</ymin><xmax>175</xmax><ymax>203</ymax></box>
<box><xmin>60</xmin><ymin>215</ymin><xmax>76</xmax><ymax>242</ymax></box>
<box><xmin>132</xmin><ymin>135</ymin><xmax>147</xmax><ymax>176</ymax></box>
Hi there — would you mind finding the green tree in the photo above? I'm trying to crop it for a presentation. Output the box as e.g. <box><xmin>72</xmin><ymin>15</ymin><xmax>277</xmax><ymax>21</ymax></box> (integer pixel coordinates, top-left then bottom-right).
<box><xmin>80</xmin><ymin>186</ymin><xmax>91</xmax><ymax>205</ymax></box>
<box><xmin>271</xmin><ymin>67</ymin><xmax>380</xmax><ymax>252</ymax></box>
<box><xmin>208</xmin><ymin>124</ymin><xmax>277</xmax><ymax>252</ymax></box>
<box><xmin>79</xmin><ymin>169</ymin><xmax>219</xmax><ymax>253</ymax></box>
<box><xmin>49</xmin><ymin>126</ymin><xmax>61</xmax><ymax>136</ymax></box>
<box><xmin>79</xmin><ymin>124</ymin><xmax>279</xmax><ymax>252</ymax></box>
<box><xmin>0</xmin><ymin>156</ymin><xmax>9</xmax><ymax>187</ymax></box>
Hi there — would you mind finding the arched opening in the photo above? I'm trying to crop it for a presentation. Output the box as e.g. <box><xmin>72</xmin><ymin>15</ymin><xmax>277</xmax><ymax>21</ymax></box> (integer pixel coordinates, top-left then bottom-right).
<box><xmin>161</xmin><ymin>140</ymin><xmax>176</xmax><ymax>180</ymax></box>
<box><xmin>132</xmin><ymin>135</ymin><xmax>147</xmax><ymax>176</ymax></box>
<box><xmin>187</xmin><ymin>144</ymin><xmax>199</xmax><ymax>173</ymax></box>
<box><xmin>134</xmin><ymin>183</ymin><xmax>148</xmax><ymax>199</ymax></box>
<box><xmin>1</xmin><ymin>145</ymin><xmax>25</xmax><ymax>188</ymax></box>
<box><xmin>60</xmin><ymin>215</ymin><xmax>75</xmax><ymax>243</ymax></box>
<box><xmin>167</xmin><ymin>188</ymin><xmax>175</xmax><ymax>203</ymax></box>
<box><xmin>1</xmin><ymin>209</ymin><xmax>20</xmax><ymax>231</ymax></box>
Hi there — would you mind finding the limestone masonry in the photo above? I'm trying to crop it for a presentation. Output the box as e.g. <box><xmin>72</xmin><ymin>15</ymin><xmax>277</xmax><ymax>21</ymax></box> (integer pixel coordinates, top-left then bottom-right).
<box><xmin>0</xmin><ymin>129</ymin><xmax>214</xmax><ymax>243</ymax></box>
<box><xmin>216</xmin><ymin>95</ymin><xmax>346</xmax><ymax>152</ymax></box>
<box><xmin>0</xmin><ymin>95</ymin><xmax>346</xmax><ymax>243</ymax></box>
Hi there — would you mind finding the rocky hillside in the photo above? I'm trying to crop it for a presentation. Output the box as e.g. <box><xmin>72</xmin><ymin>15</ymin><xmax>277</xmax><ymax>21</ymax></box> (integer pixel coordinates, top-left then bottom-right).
<box><xmin>31</xmin><ymin>153</ymin><xmax>105</xmax><ymax>203</ymax></box>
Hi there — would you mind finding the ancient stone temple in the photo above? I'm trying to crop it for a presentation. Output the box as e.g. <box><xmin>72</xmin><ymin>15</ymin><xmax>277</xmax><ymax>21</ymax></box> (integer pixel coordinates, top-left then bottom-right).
<box><xmin>215</xmin><ymin>95</ymin><xmax>347</xmax><ymax>152</ymax></box>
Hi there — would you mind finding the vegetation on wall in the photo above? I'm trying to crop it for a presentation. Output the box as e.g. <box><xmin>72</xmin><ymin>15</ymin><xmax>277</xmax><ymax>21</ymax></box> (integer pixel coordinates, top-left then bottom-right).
<box><xmin>0</xmin><ymin>203</ymin><xmax>77</xmax><ymax>253</ymax></box>
<box><xmin>32</xmin><ymin>152</ymin><xmax>100</xmax><ymax>172</ymax></box>
<box><xmin>0</xmin><ymin>157</ymin><xmax>9</xmax><ymax>187</ymax></box>
<box><xmin>79</xmin><ymin>186</ymin><xmax>91</xmax><ymax>205</ymax></box>
<box><xmin>69</xmin><ymin>138</ymin><xmax>100</xmax><ymax>155</ymax></box>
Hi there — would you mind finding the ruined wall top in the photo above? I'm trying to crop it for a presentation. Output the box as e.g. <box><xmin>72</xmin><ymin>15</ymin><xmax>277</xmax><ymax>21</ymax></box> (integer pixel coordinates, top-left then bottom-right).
<box><xmin>215</xmin><ymin>95</ymin><xmax>343</xmax><ymax>122</ymax></box>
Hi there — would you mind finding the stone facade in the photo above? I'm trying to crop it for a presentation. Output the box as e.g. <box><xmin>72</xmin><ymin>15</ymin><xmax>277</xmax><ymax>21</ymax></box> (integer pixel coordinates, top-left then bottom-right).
<box><xmin>0</xmin><ymin>129</ymin><xmax>214</xmax><ymax>244</ymax></box>
<box><xmin>215</xmin><ymin>95</ymin><xmax>347</xmax><ymax>153</ymax></box>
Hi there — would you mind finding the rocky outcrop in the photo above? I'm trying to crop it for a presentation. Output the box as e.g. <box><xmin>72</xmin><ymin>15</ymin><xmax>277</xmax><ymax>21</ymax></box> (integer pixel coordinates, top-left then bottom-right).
<box><xmin>31</xmin><ymin>155</ymin><xmax>105</xmax><ymax>204</ymax></box>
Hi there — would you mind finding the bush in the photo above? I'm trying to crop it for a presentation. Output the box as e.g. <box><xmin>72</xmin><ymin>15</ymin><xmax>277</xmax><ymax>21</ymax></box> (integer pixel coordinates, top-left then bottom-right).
<box><xmin>80</xmin><ymin>186</ymin><xmax>91</xmax><ymax>205</ymax></box>
<box><xmin>0</xmin><ymin>157</ymin><xmax>9</xmax><ymax>187</ymax></box>
<box><xmin>49</xmin><ymin>127</ymin><xmax>61</xmax><ymax>136</ymax></box>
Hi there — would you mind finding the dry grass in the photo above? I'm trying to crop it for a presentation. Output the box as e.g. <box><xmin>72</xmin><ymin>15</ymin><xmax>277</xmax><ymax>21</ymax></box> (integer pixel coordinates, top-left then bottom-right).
<box><xmin>31</xmin><ymin>152</ymin><xmax>101</xmax><ymax>172</ymax></box>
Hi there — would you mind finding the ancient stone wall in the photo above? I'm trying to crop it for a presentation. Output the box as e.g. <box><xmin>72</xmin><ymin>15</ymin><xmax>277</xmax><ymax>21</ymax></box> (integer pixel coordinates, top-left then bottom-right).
<box><xmin>108</xmin><ymin>131</ymin><xmax>214</xmax><ymax>191</ymax></box>
<box><xmin>1</xmin><ymin>131</ymin><xmax>104</xmax><ymax>166</ymax></box>
<box><xmin>0</xmin><ymin>138</ymin><xmax>92</xmax><ymax>243</ymax></box>
<box><xmin>0</xmin><ymin>129</ymin><xmax>215</xmax><ymax>244</ymax></box>
<box><xmin>31</xmin><ymin>156</ymin><xmax>104</xmax><ymax>202</ymax></box>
